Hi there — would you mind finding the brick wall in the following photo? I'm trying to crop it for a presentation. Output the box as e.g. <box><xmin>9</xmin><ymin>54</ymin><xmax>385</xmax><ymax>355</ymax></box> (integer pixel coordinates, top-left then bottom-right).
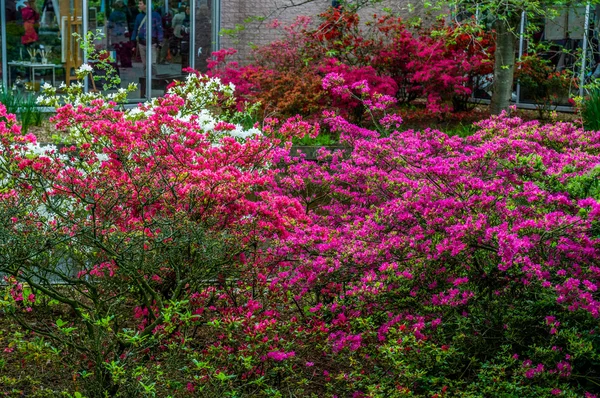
<box><xmin>219</xmin><ymin>0</ymin><xmax>326</xmax><ymax>62</ymax></box>
<box><xmin>214</xmin><ymin>0</ymin><xmax>441</xmax><ymax>64</ymax></box>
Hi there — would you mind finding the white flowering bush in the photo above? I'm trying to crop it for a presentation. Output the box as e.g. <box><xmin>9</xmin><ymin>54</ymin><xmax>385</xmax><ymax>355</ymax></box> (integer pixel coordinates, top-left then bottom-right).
<box><xmin>127</xmin><ymin>72</ymin><xmax>263</xmax><ymax>144</ymax></box>
<box><xmin>34</xmin><ymin>33</ymin><xmax>262</xmax><ymax>147</ymax></box>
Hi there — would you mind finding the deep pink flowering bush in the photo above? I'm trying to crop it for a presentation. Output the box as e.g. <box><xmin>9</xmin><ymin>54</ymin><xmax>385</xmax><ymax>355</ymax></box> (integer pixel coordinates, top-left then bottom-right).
<box><xmin>268</xmin><ymin>112</ymin><xmax>600</xmax><ymax>396</ymax></box>
<box><xmin>319</xmin><ymin>59</ymin><xmax>398</xmax><ymax>121</ymax></box>
<box><xmin>409</xmin><ymin>21</ymin><xmax>495</xmax><ymax>113</ymax></box>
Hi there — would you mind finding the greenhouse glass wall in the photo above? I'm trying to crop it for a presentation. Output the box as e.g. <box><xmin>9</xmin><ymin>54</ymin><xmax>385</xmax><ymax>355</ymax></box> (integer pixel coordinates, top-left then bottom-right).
<box><xmin>0</xmin><ymin>0</ymin><xmax>219</xmax><ymax>101</ymax></box>
<box><xmin>472</xmin><ymin>3</ymin><xmax>600</xmax><ymax>109</ymax></box>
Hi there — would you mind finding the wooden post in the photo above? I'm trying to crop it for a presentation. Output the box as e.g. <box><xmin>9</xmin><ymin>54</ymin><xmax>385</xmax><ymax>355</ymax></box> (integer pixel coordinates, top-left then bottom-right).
<box><xmin>62</xmin><ymin>0</ymin><xmax>83</xmax><ymax>86</ymax></box>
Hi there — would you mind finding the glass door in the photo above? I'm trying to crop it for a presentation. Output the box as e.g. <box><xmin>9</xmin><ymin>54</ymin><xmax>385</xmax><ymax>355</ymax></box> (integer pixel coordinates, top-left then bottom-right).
<box><xmin>2</xmin><ymin>0</ymin><xmax>82</xmax><ymax>94</ymax></box>
<box><xmin>107</xmin><ymin>0</ymin><xmax>197</xmax><ymax>100</ymax></box>
<box><xmin>148</xmin><ymin>0</ymin><xmax>196</xmax><ymax>99</ymax></box>
<box><xmin>194</xmin><ymin>0</ymin><xmax>212</xmax><ymax>72</ymax></box>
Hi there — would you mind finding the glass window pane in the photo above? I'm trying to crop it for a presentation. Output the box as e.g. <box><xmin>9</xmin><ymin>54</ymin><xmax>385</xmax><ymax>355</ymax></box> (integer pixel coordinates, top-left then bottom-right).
<box><xmin>195</xmin><ymin>0</ymin><xmax>212</xmax><ymax>72</ymax></box>
<box><xmin>100</xmin><ymin>0</ymin><xmax>144</xmax><ymax>99</ymax></box>
<box><xmin>586</xmin><ymin>6</ymin><xmax>600</xmax><ymax>87</ymax></box>
<box><xmin>150</xmin><ymin>0</ymin><xmax>191</xmax><ymax>98</ymax></box>
<box><xmin>3</xmin><ymin>0</ymin><xmax>86</xmax><ymax>94</ymax></box>
<box><xmin>519</xmin><ymin>5</ymin><xmax>584</xmax><ymax>107</ymax></box>
<box><xmin>2</xmin><ymin>0</ymin><xmax>65</xmax><ymax>103</ymax></box>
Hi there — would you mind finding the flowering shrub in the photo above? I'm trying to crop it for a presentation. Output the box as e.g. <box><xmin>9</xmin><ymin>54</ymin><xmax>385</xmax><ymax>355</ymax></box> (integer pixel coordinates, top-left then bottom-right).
<box><xmin>319</xmin><ymin>59</ymin><xmax>398</xmax><ymax>122</ymax></box>
<box><xmin>271</xmin><ymin>111</ymin><xmax>600</xmax><ymax>396</ymax></box>
<box><xmin>409</xmin><ymin>21</ymin><xmax>495</xmax><ymax>113</ymax></box>
<box><xmin>575</xmin><ymin>87</ymin><xmax>600</xmax><ymax>131</ymax></box>
<box><xmin>516</xmin><ymin>54</ymin><xmax>575</xmax><ymax>119</ymax></box>
<box><xmin>0</xmin><ymin>73</ymin><xmax>312</xmax><ymax>396</ymax></box>
<box><xmin>1</xmin><ymin>68</ymin><xmax>600</xmax><ymax>396</ymax></box>
<box><xmin>209</xmin><ymin>11</ymin><xmax>494</xmax><ymax>122</ymax></box>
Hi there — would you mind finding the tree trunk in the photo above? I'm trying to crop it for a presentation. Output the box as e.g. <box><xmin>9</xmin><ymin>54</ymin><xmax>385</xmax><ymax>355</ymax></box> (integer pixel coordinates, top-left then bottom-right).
<box><xmin>490</xmin><ymin>19</ymin><xmax>516</xmax><ymax>115</ymax></box>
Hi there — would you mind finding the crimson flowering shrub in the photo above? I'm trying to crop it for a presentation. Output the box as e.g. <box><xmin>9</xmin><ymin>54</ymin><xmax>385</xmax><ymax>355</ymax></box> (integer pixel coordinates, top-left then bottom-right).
<box><xmin>410</xmin><ymin>21</ymin><xmax>495</xmax><ymax>113</ymax></box>
<box><xmin>0</xmin><ymin>73</ymin><xmax>315</xmax><ymax>396</ymax></box>
<box><xmin>209</xmin><ymin>10</ymin><xmax>494</xmax><ymax>122</ymax></box>
<box><xmin>319</xmin><ymin>59</ymin><xmax>398</xmax><ymax>122</ymax></box>
<box><xmin>366</xmin><ymin>15</ymin><xmax>495</xmax><ymax>113</ymax></box>
<box><xmin>515</xmin><ymin>54</ymin><xmax>575</xmax><ymax>119</ymax></box>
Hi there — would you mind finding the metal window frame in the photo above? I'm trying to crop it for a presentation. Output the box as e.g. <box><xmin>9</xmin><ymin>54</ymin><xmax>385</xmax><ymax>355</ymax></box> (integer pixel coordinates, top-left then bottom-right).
<box><xmin>212</xmin><ymin>0</ymin><xmax>220</xmax><ymax>54</ymax></box>
<box><xmin>1</xmin><ymin>0</ymin><xmax>7</xmax><ymax>91</ymax></box>
<box><xmin>580</xmin><ymin>3</ymin><xmax>592</xmax><ymax>97</ymax></box>
<box><xmin>83</xmin><ymin>0</ymin><xmax>89</xmax><ymax>92</ymax></box>
<box><xmin>146</xmin><ymin>0</ymin><xmax>152</xmax><ymax>99</ymax></box>
<box><xmin>516</xmin><ymin>3</ymin><xmax>591</xmax><ymax>103</ymax></box>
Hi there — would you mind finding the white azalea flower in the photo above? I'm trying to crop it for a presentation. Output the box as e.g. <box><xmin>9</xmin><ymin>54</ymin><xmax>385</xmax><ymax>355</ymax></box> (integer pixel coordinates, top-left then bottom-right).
<box><xmin>126</xmin><ymin>108</ymin><xmax>142</xmax><ymax>118</ymax></box>
<box><xmin>245</xmin><ymin>127</ymin><xmax>262</xmax><ymax>137</ymax></box>
<box><xmin>77</xmin><ymin>64</ymin><xmax>94</xmax><ymax>74</ymax></box>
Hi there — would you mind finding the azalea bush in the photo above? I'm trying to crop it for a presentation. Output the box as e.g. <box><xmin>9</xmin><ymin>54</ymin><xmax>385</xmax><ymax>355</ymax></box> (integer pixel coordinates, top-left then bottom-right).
<box><xmin>571</xmin><ymin>79</ymin><xmax>600</xmax><ymax>132</ymax></box>
<box><xmin>209</xmin><ymin>10</ymin><xmax>494</xmax><ymax>123</ymax></box>
<box><xmin>0</xmin><ymin>71</ymin><xmax>314</xmax><ymax>396</ymax></box>
<box><xmin>1</xmin><ymin>67</ymin><xmax>600</xmax><ymax>397</ymax></box>
<box><xmin>516</xmin><ymin>54</ymin><xmax>575</xmax><ymax>119</ymax></box>
<box><xmin>269</xmin><ymin>110</ymin><xmax>600</xmax><ymax>396</ymax></box>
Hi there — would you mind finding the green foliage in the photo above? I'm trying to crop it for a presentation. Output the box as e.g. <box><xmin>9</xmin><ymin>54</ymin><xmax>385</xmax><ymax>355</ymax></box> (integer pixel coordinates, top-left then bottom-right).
<box><xmin>225</xmin><ymin>101</ymin><xmax>262</xmax><ymax>130</ymax></box>
<box><xmin>292</xmin><ymin>131</ymin><xmax>338</xmax><ymax>146</ymax></box>
<box><xmin>219</xmin><ymin>16</ymin><xmax>266</xmax><ymax>44</ymax></box>
<box><xmin>0</xmin><ymin>89</ymin><xmax>45</xmax><ymax>133</ymax></box>
<box><xmin>516</xmin><ymin>54</ymin><xmax>574</xmax><ymax>119</ymax></box>
<box><xmin>566</xmin><ymin>165</ymin><xmax>600</xmax><ymax>200</ymax></box>
<box><xmin>76</xmin><ymin>30</ymin><xmax>126</xmax><ymax>92</ymax></box>
<box><xmin>580</xmin><ymin>89</ymin><xmax>600</xmax><ymax>131</ymax></box>
<box><xmin>440</xmin><ymin>122</ymin><xmax>478</xmax><ymax>137</ymax></box>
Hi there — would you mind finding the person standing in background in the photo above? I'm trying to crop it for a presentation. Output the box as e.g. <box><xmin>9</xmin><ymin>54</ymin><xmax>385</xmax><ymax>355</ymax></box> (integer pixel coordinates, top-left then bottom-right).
<box><xmin>108</xmin><ymin>0</ymin><xmax>128</xmax><ymax>47</ymax></box>
<box><xmin>21</xmin><ymin>0</ymin><xmax>39</xmax><ymax>47</ymax></box>
<box><xmin>179</xmin><ymin>4</ymin><xmax>190</xmax><ymax>70</ymax></box>
<box><xmin>126</xmin><ymin>0</ymin><xmax>139</xmax><ymax>34</ymax></box>
<box><xmin>158</xmin><ymin>7</ymin><xmax>173</xmax><ymax>64</ymax></box>
<box><xmin>196</xmin><ymin>4</ymin><xmax>211</xmax><ymax>71</ymax></box>
<box><xmin>131</xmin><ymin>0</ymin><xmax>163</xmax><ymax>76</ymax></box>
<box><xmin>171</xmin><ymin>5</ymin><xmax>186</xmax><ymax>59</ymax></box>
